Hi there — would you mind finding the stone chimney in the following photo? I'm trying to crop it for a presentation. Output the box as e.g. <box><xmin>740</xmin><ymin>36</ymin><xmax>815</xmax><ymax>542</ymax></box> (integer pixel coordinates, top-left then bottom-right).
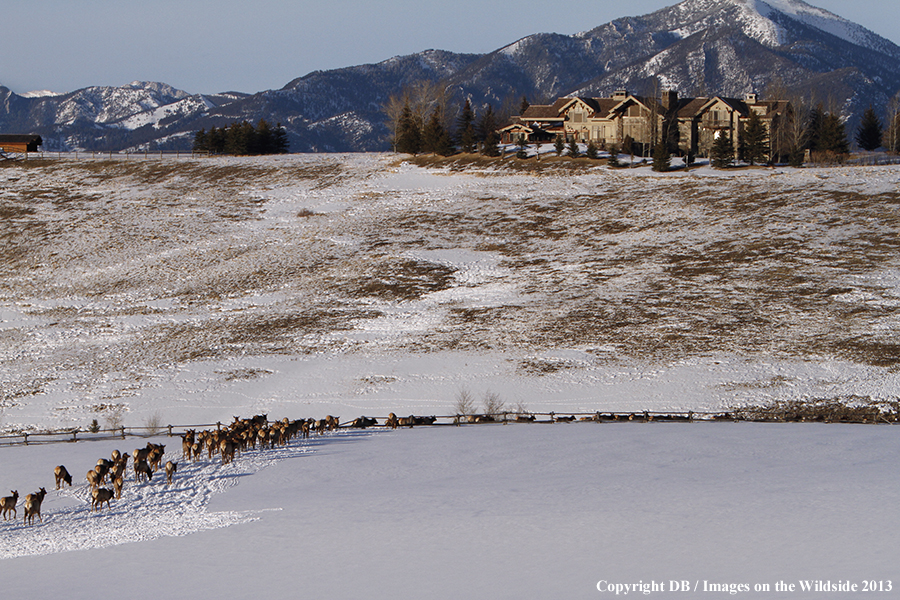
<box><xmin>745</xmin><ymin>92</ymin><xmax>759</xmax><ymax>104</ymax></box>
<box><xmin>661</xmin><ymin>90</ymin><xmax>678</xmax><ymax>110</ymax></box>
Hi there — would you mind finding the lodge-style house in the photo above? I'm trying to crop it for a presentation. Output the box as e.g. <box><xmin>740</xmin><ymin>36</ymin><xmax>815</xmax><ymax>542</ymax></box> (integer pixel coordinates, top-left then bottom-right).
<box><xmin>500</xmin><ymin>90</ymin><xmax>790</xmax><ymax>159</ymax></box>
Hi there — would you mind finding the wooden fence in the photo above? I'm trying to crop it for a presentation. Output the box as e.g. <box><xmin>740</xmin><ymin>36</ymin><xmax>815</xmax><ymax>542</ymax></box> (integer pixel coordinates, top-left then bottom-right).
<box><xmin>1</xmin><ymin>408</ymin><xmax>895</xmax><ymax>448</ymax></box>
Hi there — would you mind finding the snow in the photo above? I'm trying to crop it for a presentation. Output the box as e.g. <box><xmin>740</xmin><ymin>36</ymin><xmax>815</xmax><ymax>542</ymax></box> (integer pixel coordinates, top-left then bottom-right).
<box><xmin>1</xmin><ymin>424</ymin><xmax>897</xmax><ymax>598</ymax></box>
<box><xmin>1</xmin><ymin>153</ymin><xmax>898</xmax><ymax>595</ymax></box>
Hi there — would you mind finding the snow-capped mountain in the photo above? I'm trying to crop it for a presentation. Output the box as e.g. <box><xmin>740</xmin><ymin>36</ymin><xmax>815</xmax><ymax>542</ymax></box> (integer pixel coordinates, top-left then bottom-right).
<box><xmin>1</xmin><ymin>0</ymin><xmax>897</xmax><ymax>152</ymax></box>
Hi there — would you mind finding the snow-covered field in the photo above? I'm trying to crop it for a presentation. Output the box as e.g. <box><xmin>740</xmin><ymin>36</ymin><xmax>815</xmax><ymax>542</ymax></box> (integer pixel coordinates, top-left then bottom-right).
<box><xmin>1</xmin><ymin>153</ymin><xmax>898</xmax><ymax>596</ymax></box>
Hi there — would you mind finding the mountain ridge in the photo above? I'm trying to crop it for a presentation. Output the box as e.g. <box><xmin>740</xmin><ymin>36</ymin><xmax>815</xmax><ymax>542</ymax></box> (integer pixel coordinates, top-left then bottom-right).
<box><xmin>1</xmin><ymin>0</ymin><xmax>897</xmax><ymax>152</ymax></box>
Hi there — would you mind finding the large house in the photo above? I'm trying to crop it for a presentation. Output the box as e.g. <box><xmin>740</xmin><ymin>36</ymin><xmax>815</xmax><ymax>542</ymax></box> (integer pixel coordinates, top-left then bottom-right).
<box><xmin>500</xmin><ymin>91</ymin><xmax>790</xmax><ymax>159</ymax></box>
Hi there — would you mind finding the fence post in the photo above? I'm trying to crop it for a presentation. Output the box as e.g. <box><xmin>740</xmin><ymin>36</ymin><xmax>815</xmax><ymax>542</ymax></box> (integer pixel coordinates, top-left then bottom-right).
<box><xmin>72</xmin><ymin>431</ymin><xmax>78</xmax><ymax>442</ymax></box>
<box><xmin>217</xmin><ymin>421</ymin><xmax>221</xmax><ymax>432</ymax></box>
<box><xmin>121</xmin><ymin>426</ymin><xmax>126</xmax><ymax>439</ymax></box>
<box><xmin>167</xmin><ymin>424</ymin><xmax>173</xmax><ymax>437</ymax></box>
<box><xmin>23</xmin><ymin>432</ymin><xmax>28</xmax><ymax>445</ymax></box>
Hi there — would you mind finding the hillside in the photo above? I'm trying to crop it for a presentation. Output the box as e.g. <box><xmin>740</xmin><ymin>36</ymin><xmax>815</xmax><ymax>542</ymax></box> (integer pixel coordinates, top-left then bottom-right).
<box><xmin>2</xmin><ymin>0</ymin><xmax>899</xmax><ymax>152</ymax></box>
<box><xmin>2</xmin><ymin>154</ymin><xmax>899</xmax><ymax>434</ymax></box>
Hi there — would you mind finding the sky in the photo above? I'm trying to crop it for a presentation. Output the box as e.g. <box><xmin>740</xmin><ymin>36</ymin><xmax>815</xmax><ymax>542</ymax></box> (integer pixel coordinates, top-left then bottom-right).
<box><xmin>4</xmin><ymin>0</ymin><xmax>899</xmax><ymax>96</ymax></box>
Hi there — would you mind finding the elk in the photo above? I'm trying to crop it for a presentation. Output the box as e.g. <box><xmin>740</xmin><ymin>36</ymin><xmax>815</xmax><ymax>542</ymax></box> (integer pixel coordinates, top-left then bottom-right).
<box><xmin>182</xmin><ymin>430</ymin><xmax>195</xmax><ymax>460</ymax></box>
<box><xmin>91</xmin><ymin>487</ymin><xmax>114</xmax><ymax>512</ymax></box>
<box><xmin>54</xmin><ymin>465</ymin><xmax>73</xmax><ymax>489</ymax></box>
<box><xmin>385</xmin><ymin>413</ymin><xmax>399</xmax><ymax>429</ymax></box>
<box><xmin>1</xmin><ymin>490</ymin><xmax>18</xmax><ymax>521</ymax></box>
<box><xmin>93</xmin><ymin>462</ymin><xmax>111</xmax><ymax>485</ymax></box>
<box><xmin>134</xmin><ymin>459</ymin><xmax>153</xmax><ymax>483</ymax></box>
<box><xmin>113</xmin><ymin>475</ymin><xmax>124</xmax><ymax>499</ymax></box>
<box><xmin>165</xmin><ymin>461</ymin><xmax>177</xmax><ymax>485</ymax></box>
<box><xmin>111</xmin><ymin>449</ymin><xmax>122</xmax><ymax>463</ymax></box>
<box><xmin>86</xmin><ymin>469</ymin><xmax>102</xmax><ymax>490</ymax></box>
<box><xmin>23</xmin><ymin>488</ymin><xmax>47</xmax><ymax>525</ymax></box>
<box><xmin>147</xmin><ymin>443</ymin><xmax>166</xmax><ymax>472</ymax></box>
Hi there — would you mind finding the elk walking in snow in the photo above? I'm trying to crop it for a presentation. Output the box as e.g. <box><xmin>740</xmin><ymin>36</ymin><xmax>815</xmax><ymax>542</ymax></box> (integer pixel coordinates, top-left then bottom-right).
<box><xmin>1</xmin><ymin>490</ymin><xmax>18</xmax><ymax>521</ymax></box>
<box><xmin>23</xmin><ymin>488</ymin><xmax>47</xmax><ymax>525</ymax></box>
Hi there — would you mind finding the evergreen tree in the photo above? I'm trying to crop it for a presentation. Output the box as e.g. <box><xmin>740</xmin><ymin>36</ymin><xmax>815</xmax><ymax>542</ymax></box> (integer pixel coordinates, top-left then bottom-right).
<box><xmin>855</xmin><ymin>107</ymin><xmax>884</xmax><ymax>151</ymax></box>
<box><xmin>476</xmin><ymin>104</ymin><xmax>498</xmax><ymax>145</ymax></box>
<box><xmin>566</xmin><ymin>137</ymin><xmax>580</xmax><ymax>158</ymax></box>
<box><xmin>819</xmin><ymin>112</ymin><xmax>849</xmax><ymax>155</ymax></box>
<box><xmin>554</xmin><ymin>135</ymin><xmax>565</xmax><ymax>156</ymax></box>
<box><xmin>585</xmin><ymin>141</ymin><xmax>599</xmax><ymax>160</ymax></box>
<box><xmin>273</xmin><ymin>123</ymin><xmax>290</xmax><ymax>154</ymax></box>
<box><xmin>481</xmin><ymin>131</ymin><xmax>501</xmax><ymax>157</ymax></box>
<box><xmin>711</xmin><ymin>132</ymin><xmax>734</xmax><ymax>168</ymax></box>
<box><xmin>515</xmin><ymin>135</ymin><xmax>529</xmax><ymax>159</ymax></box>
<box><xmin>740</xmin><ymin>111</ymin><xmax>770</xmax><ymax>165</ymax></box>
<box><xmin>607</xmin><ymin>144</ymin><xmax>621</xmax><ymax>167</ymax></box>
<box><xmin>652</xmin><ymin>141</ymin><xmax>671</xmax><ymax>172</ymax></box>
<box><xmin>456</xmin><ymin>100</ymin><xmax>476</xmax><ymax>153</ymax></box>
<box><xmin>192</xmin><ymin>128</ymin><xmax>208</xmax><ymax>153</ymax></box>
<box><xmin>421</xmin><ymin>107</ymin><xmax>447</xmax><ymax>155</ymax></box>
<box><xmin>395</xmin><ymin>101</ymin><xmax>422</xmax><ymax>155</ymax></box>
<box><xmin>806</xmin><ymin>104</ymin><xmax>825</xmax><ymax>151</ymax></box>
<box><xmin>519</xmin><ymin>96</ymin><xmax>530</xmax><ymax>116</ymax></box>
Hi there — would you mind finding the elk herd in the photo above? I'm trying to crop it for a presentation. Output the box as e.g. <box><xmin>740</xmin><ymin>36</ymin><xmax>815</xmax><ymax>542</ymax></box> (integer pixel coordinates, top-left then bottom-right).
<box><xmin>2</xmin><ymin>412</ymin><xmax>392</xmax><ymax>527</ymax></box>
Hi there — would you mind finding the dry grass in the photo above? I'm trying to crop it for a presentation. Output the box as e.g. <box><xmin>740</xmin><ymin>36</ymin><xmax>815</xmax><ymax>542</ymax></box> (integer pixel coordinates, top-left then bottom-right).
<box><xmin>731</xmin><ymin>397</ymin><xmax>899</xmax><ymax>423</ymax></box>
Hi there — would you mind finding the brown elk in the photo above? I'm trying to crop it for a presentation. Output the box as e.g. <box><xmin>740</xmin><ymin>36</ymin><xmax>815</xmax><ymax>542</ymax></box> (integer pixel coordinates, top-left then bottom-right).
<box><xmin>93</xmin><ymin>462</ymin><xmax>111</xmax><ymax>485</ymax></box>
<box><xmin>23</xmin><ymin>488</ymin><xmax>47</xmax><ymax>525</ymax></box>
<box><xmin>220</xmin><ymin>439</ymin><xmax>236</xmax><ymax>465</ymax></box>
<box><xmin>54</xmin><ymin>465</ymin><xmax>73</xmax><ymax>489</ymax></box>
<box><xmin>91</xmin><ymin>487</ymin><xmax>114</xmax><ymax>512</ymax></box>
<box><xmin>385</xmin><ymin>413</ymin><xmax>399</xmax><ymax>429</ymax></box>
<box><xmin>113</xmin><ymin>475</ymin><xmax>124</xmax><ymax>499</ymax></box>
<box><xmin>182</xmin><ymin>430</ymin><xmax>195</xmax><ymax>460</ymax></box>
<box><xmin>1</xmin><ymin>490</ymin><xmax>18</xmax><ymax>521</ymax></box>
<box><xmin>326</xmin><ymin>415</ymin><xmax>340</xmax><ymax>431</ymax></box>
<box><xmin>111</xmin><ymin>449</ymin><xmax>122</xmax><ymax>463</ymax></box>
<box><xmin>147</xmin><ymin>443</ymin><xmax>166</xmax><ymax>472</ymax></box>
<box><xmin>86</xmin><ymin>469</ymin><xmax>102</xmax><ymax>490</ymax></box>
<box><xmin>134</xmin><ymin>459</ymin><xmax>153</xmax><ymax>483</ymax></box>
<box><xmin>165</xmin><ymin>461</ymin><xmax>177</xmax><ymax>485</ymax></box>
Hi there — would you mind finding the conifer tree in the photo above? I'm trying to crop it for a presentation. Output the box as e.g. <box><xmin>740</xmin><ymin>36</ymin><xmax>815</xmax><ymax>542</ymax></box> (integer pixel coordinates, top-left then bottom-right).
<box><xmin>566</xmin><ymin>137</ymin><xmax>580</xmax><ymax>158</ymax></box>
<box><xmin>515</xmin><ymin>135</ymin><xmax>529</xmax><ymax>159</ymax></box>
<box><xmin>192</xmin><ymin>129</ymin><xmax>208</xmax><ymax>153</ymax></box>
<box><xmin>607</xmin><ymin>144</ymin><xmax>621</xmax><ymax>167</ymax></box>
<box><xmin>273</xmin><ymin>123</ymin><xmax>289</xmax><ymax>154</ymax></box>
<box><xmin>481</xmin><ymin>131</ymin><xmax>501</xmax><ymax>157</ymax></box>
<box><xmin>395</xmin><ymin>101</ymin><xmax>422</xmax><ymax>155</ymax></box>
<box><xmin>585</xmin><ymin>141</ymin><xmax>599</xmax><ymax>160</ymax></box>
<box><xmin>457</xmin><ymin>100</ymin><xmax>476</xmax><ymax>153</ymax></box>
<box><xmin>740</xmin><ymin>111</ymin><xmax>769</xmax><ymax>165</ymax></box>
<box><xmin>855</xmin><ymin>107</ymin><xmax>884</xmax><ymax>151</ymax></box>
<box><xmin>421</xmin><ymin>107</ymin><xmax>447</xmax><ymax>155</ymax></box>
<box><xmin>476</xmin><ymin>105</ymin><xmax>498</xmax><ymax>145</ymax></box>
<box><xmin>554</xmin><ymin>135</ymin><xmax>565</xmax><ymax>156</ymax></box>
<box><xmin>519</xmin><ymin>96</ymin><xmax>530</xmax><ymax>116</ymax></box>
<box><xmin>711</xmin><ymin>132</ymin><xmax>734</xmax><ymax>168</ymax></box>
<box><xmin>819</xmin><ymin>112</ymin><xmax>849</xmax><ymax>155</ymax></box>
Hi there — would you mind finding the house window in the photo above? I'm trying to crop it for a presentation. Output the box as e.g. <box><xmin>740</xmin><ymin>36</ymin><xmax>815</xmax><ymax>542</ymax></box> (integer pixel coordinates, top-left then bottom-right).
<box><xmin>571</xmin><ymin>112</ymin><xmax>584</xmax><ymax>123</ymax></box>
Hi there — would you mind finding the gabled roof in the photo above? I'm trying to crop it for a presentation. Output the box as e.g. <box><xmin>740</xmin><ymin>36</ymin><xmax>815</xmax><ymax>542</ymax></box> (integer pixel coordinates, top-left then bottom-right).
<box><xmin>0</xmin><ymin>134</ymin><xmax>43</xmax><ymax>143</ymax></box>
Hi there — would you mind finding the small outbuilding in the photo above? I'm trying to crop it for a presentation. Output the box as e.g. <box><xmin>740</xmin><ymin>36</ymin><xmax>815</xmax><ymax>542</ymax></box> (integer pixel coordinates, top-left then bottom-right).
<box><xmin>0</xmin><ymin>134</ymin><xmax>43</xmax><ymax>153</ymax></box>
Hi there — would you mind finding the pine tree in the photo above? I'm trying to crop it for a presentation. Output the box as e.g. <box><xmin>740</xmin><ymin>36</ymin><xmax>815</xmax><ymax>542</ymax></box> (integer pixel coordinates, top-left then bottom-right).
<box><xmin>652</xmin><ymin>141</ymin><xmax>671</xmax><ymax>172</ymax></box>
<box><xmin>740</xmin><ymin>111</ymin><xmax>770</xmax><ymax>165</ymax></box>
<box><xmin>395</xmin><ymin>101</ymin><xmax>422</xmax><ymax>155</ymax></box>
<box><xmin>519</xmin><ymin>96</ymin><xmax>530</xmax><ymax>116</ymax></box>
<box><xmin>554</xmin><ymin>135</ymin><xmax>565</xmax><ymax>156</ymax></box>
<box><xmin>192</xmin><ymin>128</ymin><xmax>208</xmax><ymax>153</ymax></box>
<box><xmin>481</xmin><ymin>131</ymin><xmax>501</xmax><ymax>157</ymax></box>
<box><xmin>585</xmin><ymin>141</ymin><xmax>599</xmax><ymax>160</ymax></box>
<box><xmin>421</xmin><ymin>107</ymin><xmax>447</xmax><ymax>155</ymax></box>
<box><xmin>515</xmin><ymin>135</ymin><xmax>529</xmax><ymax>159</ymax></box>
<box><xmin>607</xmin><ymin>144</ymin><xmax>621</xmax><ymax>167</ymax></box>
<box><xmin>711</xmin><ymin>132</ymin><xmax>734</xmax><ymax>168</ymax></box>
<box><xmin>273</xmin><ymin>123</ymin><xmax>289</xmax><ymax>154</ymax></box>
<box><xmin>566</xmin><ymin>137</ymin><xmax>580</xmax><ymax>158</ymax></box>
<box><xmin>819</xmin><ymin>113</ymin><xmax>849</xmax><ymax>155</ymax></box>
<box><xmin>457</xmin><ymin>100</ymin><xmax>476</xmax><ymax>153</ymax></box>
<box><xmin>855</xmin><ymin>107</ymin><xmax>884</xmax><ymax>151</ymax></box>
<box><xmin>476</xmin><ymin>105</ymin><xmax>498</xmax><ymax>145</ymax></box>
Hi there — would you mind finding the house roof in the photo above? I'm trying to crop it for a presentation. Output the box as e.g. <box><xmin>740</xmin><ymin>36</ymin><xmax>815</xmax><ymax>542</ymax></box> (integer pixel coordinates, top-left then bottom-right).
<box><xmin>0</xmin><ymin>134</ymin><xmax>43</xmax><ymax>144</ymax></box>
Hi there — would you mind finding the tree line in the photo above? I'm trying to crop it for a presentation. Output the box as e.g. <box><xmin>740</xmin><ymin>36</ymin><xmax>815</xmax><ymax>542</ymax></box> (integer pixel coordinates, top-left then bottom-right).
<box><xmin>192</xmin><ymin>119</ymin><xmax>289</xmax><ymax>155</ymax></box>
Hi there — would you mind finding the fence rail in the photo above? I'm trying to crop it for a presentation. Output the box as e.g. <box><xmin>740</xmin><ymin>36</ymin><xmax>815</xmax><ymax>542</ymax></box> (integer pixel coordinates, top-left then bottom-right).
<box><xmin>12</xmin><ymin>150</ymin><xmax>211</xmax><ymax>161</ymax></box>
<box><xmin>1</xmin><ymin>408</ymin><xmax>895</xmax><ymax>448</ymax></box>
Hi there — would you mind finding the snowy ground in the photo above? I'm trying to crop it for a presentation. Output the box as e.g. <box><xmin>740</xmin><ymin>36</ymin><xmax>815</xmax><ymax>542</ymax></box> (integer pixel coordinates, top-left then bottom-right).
<box><xmin>1</xmin><ymin>423</ymin><xmax>897</xmax><ymax>598</ymax></box>
<box><xmin>1</xmin><ymin>153</ymin><xmax>898</xmax><ymax>596</ymax></box>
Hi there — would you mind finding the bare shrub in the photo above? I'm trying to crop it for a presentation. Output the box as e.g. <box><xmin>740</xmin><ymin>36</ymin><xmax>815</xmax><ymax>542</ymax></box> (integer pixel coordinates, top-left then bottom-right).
<box><xmin>453</xmin><ymin>388</ymin><xmax>475</xmax><ymax>415</ymax></box>
<box><xmin>482</xmin><ymin>391</ymin><xmax>505</xmax><ymax>417</ymax></box>
<box><xmin>144</xmin><ymin>411</ymin><xmax>166</xmax><ymax>435</ymax></box>
<box><xmin>102</xmin><ymin>404</ymin><xmax>127</xmax><ymax>431</ymax></box>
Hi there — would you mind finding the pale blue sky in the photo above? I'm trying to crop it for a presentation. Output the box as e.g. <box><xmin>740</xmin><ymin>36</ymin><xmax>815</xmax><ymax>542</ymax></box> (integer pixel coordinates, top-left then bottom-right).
<box><xmin>4</xmin><ymin>0</ymin><xmax>898</xmax><ymax>95</ymax></box>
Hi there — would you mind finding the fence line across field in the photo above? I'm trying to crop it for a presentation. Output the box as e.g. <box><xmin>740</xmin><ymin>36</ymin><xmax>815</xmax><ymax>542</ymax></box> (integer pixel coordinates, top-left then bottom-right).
<box><xmin>1</xmin><ymin>408</ymin><xmax>896</xmax><ymax>448</ymax></box>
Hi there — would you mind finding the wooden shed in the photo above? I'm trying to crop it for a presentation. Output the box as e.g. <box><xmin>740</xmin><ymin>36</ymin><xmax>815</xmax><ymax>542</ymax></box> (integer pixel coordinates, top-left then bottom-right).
<box><xmin>0</xmin><ymin>134</ymin><xmax>43</xmax><ymax>153</ymax></box>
